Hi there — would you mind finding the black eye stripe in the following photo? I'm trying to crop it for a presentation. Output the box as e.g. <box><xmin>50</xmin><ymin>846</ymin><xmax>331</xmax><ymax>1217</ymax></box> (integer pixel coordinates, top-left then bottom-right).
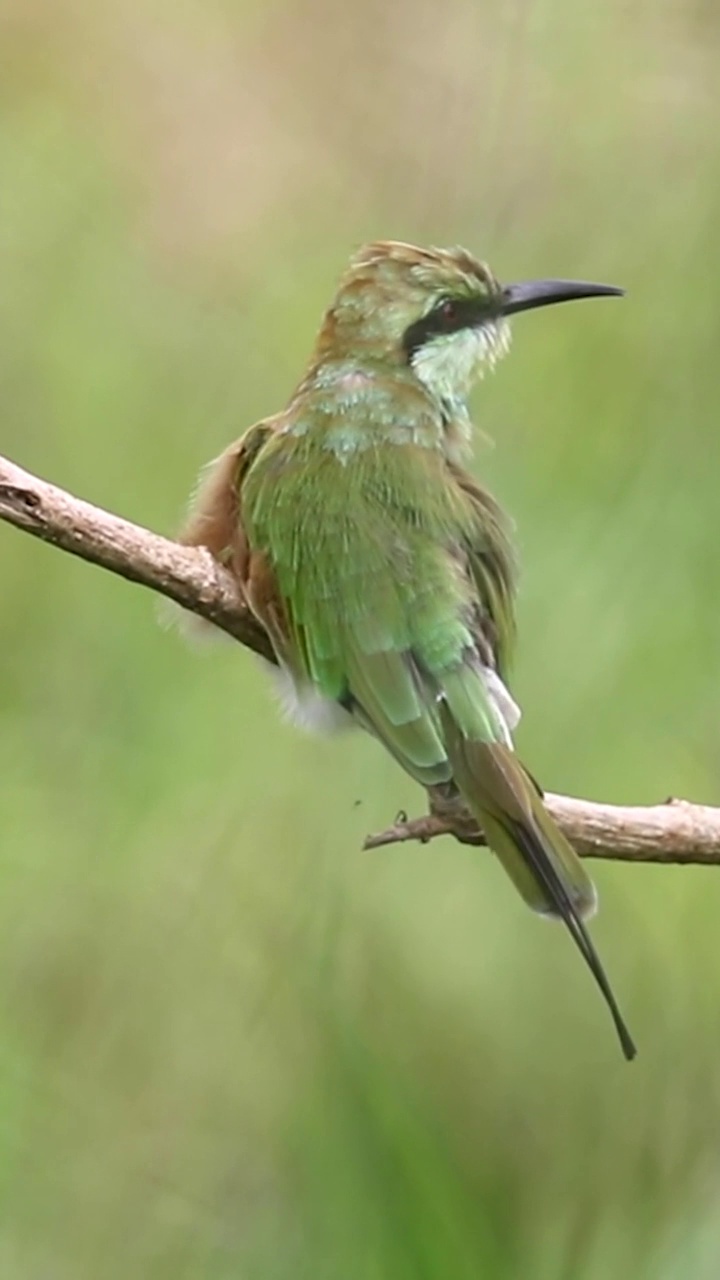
<box><xmin>402</xmin><ymin>296</ymin><xmax>491</xmax><ymax>359</ymax></box>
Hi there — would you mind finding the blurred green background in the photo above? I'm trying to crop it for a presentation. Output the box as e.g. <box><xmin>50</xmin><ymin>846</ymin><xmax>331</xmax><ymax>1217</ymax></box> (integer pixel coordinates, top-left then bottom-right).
<box><xmin>2</xmin><ymin>0</ymin><xmax>720</xmax><ymax>1275</ymax></box>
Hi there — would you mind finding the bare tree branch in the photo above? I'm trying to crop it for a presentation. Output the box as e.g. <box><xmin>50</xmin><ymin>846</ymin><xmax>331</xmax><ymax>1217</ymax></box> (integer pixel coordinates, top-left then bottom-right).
<box><xmin>364</xmin><ymin>794</ymin><xmax>720</xmax><ymax>864</ymax></box>
<box><xmin>0</xmin><ymin>453</ymin><xmax>274</xmax><ymax>661</ymax></box>
<box><xmin>1</xmin><ymin>451</ymin><xmax>718</xmax><ymax>867</ymax></box>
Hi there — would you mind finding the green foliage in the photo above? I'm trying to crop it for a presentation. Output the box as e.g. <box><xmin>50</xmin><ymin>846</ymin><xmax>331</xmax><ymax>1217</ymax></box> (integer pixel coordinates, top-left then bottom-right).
<box><xmin>2</xmin><ymin>0</ymin><xmax>720</xmax><ymax>1274</ymax></box>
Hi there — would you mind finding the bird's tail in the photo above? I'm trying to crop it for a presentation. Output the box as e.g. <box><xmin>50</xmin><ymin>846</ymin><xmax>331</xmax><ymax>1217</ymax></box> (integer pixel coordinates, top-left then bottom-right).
<box><xmin>443</xmin><ymin>722</ymin><xmax>636</xmax><ymax>1061</ymax></box>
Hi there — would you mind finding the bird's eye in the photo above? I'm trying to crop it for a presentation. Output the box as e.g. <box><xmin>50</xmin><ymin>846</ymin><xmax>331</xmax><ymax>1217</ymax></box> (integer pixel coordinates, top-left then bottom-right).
<box><xmin>438</xmin><ymin>299</ymin><xmax>458</xmax><ymax>326</ymax></box>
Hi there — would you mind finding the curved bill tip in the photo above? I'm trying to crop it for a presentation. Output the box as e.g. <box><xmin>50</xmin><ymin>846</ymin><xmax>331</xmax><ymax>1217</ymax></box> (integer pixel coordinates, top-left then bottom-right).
<box><xmin>502</xmin><ymin>278</ymin><xmax>625</xmax><ymax>317</ymax></box>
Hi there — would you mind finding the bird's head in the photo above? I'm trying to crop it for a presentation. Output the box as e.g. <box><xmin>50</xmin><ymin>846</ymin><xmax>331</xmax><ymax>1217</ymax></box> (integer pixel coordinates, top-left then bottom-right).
<box><xmin>313</xmin><ymin>241</ymin><xmax>623</xmax><ymax>404</ymax></box>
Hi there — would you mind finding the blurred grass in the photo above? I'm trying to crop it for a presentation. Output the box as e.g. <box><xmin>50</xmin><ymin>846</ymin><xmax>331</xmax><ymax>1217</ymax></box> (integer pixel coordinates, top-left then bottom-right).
<box><xmin>2</xmin><ymin>0</ymin><xmax>720</xmax><ymax>1275</ymax></box>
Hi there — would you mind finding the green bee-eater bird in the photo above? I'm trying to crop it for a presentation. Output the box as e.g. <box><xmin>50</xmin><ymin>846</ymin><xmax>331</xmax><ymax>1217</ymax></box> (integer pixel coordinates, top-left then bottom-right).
<box><xmin>181</xmin><ymin>240</ymin><xmax>636</xmax><ymax>1060</ymax></box>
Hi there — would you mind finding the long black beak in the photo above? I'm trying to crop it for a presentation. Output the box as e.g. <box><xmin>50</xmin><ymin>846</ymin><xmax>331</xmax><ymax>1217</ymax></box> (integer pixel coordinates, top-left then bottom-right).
<box><xmin>502</xmin><ymin>278</ymin><xmax>624</xmax><ymax>317</ymax></box>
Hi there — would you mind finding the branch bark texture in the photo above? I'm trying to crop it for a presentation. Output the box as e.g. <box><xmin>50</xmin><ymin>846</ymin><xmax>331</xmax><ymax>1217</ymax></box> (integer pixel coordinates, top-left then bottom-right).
<box><xmin>1</xmin><ymin>452</ymin><xmax>717</xmax><ymax>868</ymax></box>
<box><xmin>0</xmin><ymin>454</ymin><xmax>274</xmax><ymax>661</ymax></box>
<box><xmin>363</xmin><ymin>795</ymin><xmax>720</xmax><ymax>865</ymax></box>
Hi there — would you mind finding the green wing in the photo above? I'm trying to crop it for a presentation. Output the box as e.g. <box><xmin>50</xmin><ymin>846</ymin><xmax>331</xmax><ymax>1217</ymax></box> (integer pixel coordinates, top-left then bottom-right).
<box><xmin>240</xmin><ymin>417</ymin><xmax>508</xmax><ymax>785</ymax></box>
<box><xmin>446</xmin><ymin>461</ymin><xmax>517</xmax><ymax>680</ymax></box>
